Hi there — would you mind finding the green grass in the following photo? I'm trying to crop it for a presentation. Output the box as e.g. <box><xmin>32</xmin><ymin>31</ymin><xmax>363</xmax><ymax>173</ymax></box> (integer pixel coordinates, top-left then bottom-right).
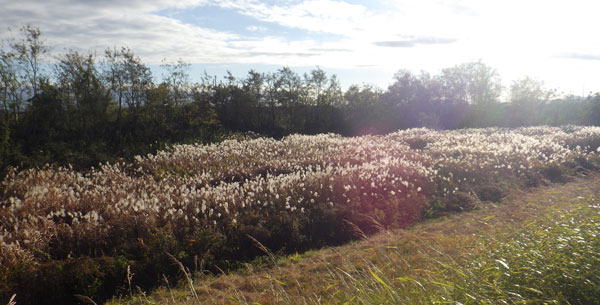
<box><xmin>462</xmin><ymin>206</ymin><xmax>600</xmax><ymax>304</ymax></box>
<box><xmin>339</xmin><ymin>199</ymin><xmax>600</xmax><ymax>304</ymax></box>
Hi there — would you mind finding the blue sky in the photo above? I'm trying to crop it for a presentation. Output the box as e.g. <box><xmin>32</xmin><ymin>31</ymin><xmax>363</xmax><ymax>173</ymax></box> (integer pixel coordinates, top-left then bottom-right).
<box><xmin>2</xmin><ymin>0</ymin><xmax>600</xmax><ymax>95</ymax></box>
<box><xmin>156</xmin><ymin>5</ymin><xmax>343</xmax><ymax>42</ymax></box>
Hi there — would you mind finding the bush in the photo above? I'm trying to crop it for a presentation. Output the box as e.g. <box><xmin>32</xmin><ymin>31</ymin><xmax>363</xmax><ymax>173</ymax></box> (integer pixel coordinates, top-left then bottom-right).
<box><xmin>3</xmin><ymin>256</ymin><xmax>129</xmax><ymax>305</ymax></box>
<box><xmin>445</xmin><ymin>191</ymin><xmax>480</xmax><ymax>211</ymax></box>
<box><xmin>476</xmin><ymin>185</ymin><xmax>506</xmax><ymax>202</ymax></box>
<box><xmin>542</xmin><ymin>165</ymin><xmax>567</xmax><ymax>183</ymax></box>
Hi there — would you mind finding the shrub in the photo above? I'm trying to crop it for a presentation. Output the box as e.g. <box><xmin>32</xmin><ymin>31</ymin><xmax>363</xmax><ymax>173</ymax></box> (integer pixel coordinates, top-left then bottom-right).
<box><xmin>542</xmin><ymin>165</ymin><xmax>567</xmax><ymax>183</ymax></box>
<box><xmin>476</xmin><ymin>185</ymin><xmax>506</xmax><ymax>202</ymax></box>
<box><xmin>3</xmin><ymin>256</ymin><xmax>129</xmax><ymax>305</ymax></box>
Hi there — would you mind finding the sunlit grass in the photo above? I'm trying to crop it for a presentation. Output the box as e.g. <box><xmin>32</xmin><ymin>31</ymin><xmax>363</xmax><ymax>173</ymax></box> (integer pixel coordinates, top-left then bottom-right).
<box><xmin>108</xmin><ymin>177</ymin><xmax>600</xmax><ymax>305</ymax></box>
<box><xmin>336</xmin><ymin>199</ymin><xmax>600</xmax><ymax>305</ymax></box>
<box><xmin>3</xmin><ymin>126</ymin><xmax>600</xmax><ymax>304</ymax></box>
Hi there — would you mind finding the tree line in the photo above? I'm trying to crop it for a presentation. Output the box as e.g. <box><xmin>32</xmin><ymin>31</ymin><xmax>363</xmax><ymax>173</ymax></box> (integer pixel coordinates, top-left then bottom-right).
<box><xmin>2</xmin><ymin>26</ymin><xmax>600</xmax><ymax>174</ymax></box>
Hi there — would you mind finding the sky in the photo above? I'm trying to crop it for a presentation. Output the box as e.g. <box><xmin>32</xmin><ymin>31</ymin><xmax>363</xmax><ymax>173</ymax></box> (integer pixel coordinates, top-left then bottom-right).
<box><xmin>1</xmin><ymin>0</ymin><xmax>600</xmax><ymax>95</ymax></box>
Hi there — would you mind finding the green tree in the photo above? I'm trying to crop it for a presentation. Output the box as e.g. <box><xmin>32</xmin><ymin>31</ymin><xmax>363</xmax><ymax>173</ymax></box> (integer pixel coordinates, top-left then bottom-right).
<box><xmin>509</xmin><ymin>77</ymin><xmax>555</xmax><ymax>126</ymax></box>
<box><xmin>586</xmin><ymin>94</ymin><xmax>600</xmax><ymax>126</ymax></box>
<box><xmin>103</xmin><ymin>47</ymin><xmax>128</xmax><ymax>119</ymax></box>
<box><xmin>11</xmin><ymin>25</ymin><xmax>48</xmax><ymax>98</ymax></box>
<box><xmin>441</xmin><ymin>61</ymin><xmax>502</xmax><ymax>105</ymax></box>
<box><xmin>54</xmin><ymin>51</ymin><xmax>111</xmax><ymax>132</ymax></box>
<box><xmin>274</xmin><ymin>67</ymin><xmax>306</xmax><ymax>133</ymax></box>
<box><xmin>0</xmin><ymin>47</ymin><xmax>21</xmax><ymax>121</ymax></box>
<box><xmin>104</xmin><ymin>47</ymin><xmax>152</xmax><ymax>113</ymax></box>
<box><xmin>161</xmin><ymin>59</ymin><xmax>191</xmax><ymax>107</ymax></box>
<box><xmin>343</xmin><ymin>84</ymin><xmax>387</xmax><ymax>135</ymax></box>
<box><xmin>383</xmin><ymin>70</ymin><xmax>440</xmax><ymax>129</ymax></box>
<box><xmin>438</xmin><ymin>62</ymin><xmax>503</xmax><ymax>127</ymax></box>
<box><xmin>304</xmin><ymin>67</ymin><xmax>327</xmax><ymax>106</ymax></box>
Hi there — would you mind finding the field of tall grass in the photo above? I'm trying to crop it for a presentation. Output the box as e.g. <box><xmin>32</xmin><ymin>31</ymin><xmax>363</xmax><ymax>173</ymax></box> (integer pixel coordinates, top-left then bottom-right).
<box><xmin>118</xmin><ymin>178</ymin><xmax>599</xmax><ymax>305</ymax></box>
<box><xmin>2</xmin><ymin>126</ymin><xmax>600</xmax><ymax>304</ymax></box>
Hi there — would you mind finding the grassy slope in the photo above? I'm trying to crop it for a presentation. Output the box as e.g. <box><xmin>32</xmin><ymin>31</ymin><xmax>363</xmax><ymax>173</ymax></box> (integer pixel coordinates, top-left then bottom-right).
<box><xmin>108</xmin><ymin>174</ymin><xmax>600</xmax><ymax>305</ymax></box>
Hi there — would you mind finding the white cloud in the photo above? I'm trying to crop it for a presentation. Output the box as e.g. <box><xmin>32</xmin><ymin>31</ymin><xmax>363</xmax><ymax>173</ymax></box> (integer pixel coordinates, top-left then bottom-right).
<box><xmin>1</xmin><ymin>0</ymin><xmax>600</xmax><ymax>93</ymax></box>
<box><xmin>246</xmin><ymin>25</ymin><xmax>268</xmax><ymax>32</ymax></box>
<box><xmin>0</xmin><ymin>0</ymin><xmax>237</xmax><ymax>63</ymax></box>
<box><xmin>224</xmin><ymin>0</ymin><xmax>375</xmax><ymax>35</ymax></box>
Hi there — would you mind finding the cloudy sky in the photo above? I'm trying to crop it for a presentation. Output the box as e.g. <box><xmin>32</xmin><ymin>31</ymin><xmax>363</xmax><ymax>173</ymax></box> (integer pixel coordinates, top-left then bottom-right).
<box><xmin>1</xmin><ymin>0</ymin><xmax>600</xmax><ymax>94</ymax></box>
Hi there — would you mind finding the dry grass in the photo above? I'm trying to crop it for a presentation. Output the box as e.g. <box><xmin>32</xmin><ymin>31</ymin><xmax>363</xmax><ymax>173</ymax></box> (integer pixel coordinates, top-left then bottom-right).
<box><xmin>108</xmin><ymin>174</ymin><xmax>600</xmax><ymax>305</ymax></box>
<box><xmin>4</xmin><ymin>126</ymin><xmax>600</xmax><ymax>304</ymax></box>
<box><xmin>6</xmin><ymin>295</ymin><xmax>15</xmax><ymax>305</ymax></box>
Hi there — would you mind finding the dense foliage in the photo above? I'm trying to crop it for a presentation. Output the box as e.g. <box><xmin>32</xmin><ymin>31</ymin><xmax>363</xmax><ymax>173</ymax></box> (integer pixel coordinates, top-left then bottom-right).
<box><xmin>2</xmin><ymin>126</ymin><xmax>600</xmax><ymax>304</ymax></box>
<box><xmin>2</xmin><ymin>27</ymin><xmax>600</xmax><ymax>177</ymax></box>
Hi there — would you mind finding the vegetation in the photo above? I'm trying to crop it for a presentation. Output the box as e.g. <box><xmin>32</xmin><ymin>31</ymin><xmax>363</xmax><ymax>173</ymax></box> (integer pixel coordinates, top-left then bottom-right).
<box><xmin>108</xmin><ymin>174</ymin><xmax>600</xmax><ymax>305</ymax></box>
<box><xmin>2</xmin><ymin>27</ymin><xmax>600</xmax><ymax>177</ymax></box>
<box><xmin>2</xmin><ymin>26</ymin><xmax>600</xmax><ymax>304</ymax></box>
<box><xmin>2</xmin><ymin>126</ymin><xmax>600</xmax><ymax>304</ymax></box>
